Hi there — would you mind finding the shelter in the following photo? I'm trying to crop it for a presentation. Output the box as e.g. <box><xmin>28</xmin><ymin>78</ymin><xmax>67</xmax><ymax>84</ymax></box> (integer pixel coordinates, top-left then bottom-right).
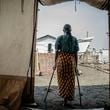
<box><xmin>0</xmin><ymin>0</ymin><xmax>109</xmax><ymax>110</ymax></box>
<box><xmin>78</xmin><ymin>37</ymin><xmax>94</xmax><ymax>54</ymax></box>
<box><xmin>0</xmin><ymin>0</ymin><xmax>38</xmax><ymax>109</ymax></box>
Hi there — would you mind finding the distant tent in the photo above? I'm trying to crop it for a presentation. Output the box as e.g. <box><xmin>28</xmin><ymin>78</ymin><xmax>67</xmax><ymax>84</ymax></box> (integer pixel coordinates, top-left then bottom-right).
<box><xmin>39</xmin><ymin>0</ymin><xmax>108</xmax><ymax>10</ymax></box>
<box><xmin>78</xmin><ymin>37</ymin><xmax>94</xmax><ymax>54</ymax></box>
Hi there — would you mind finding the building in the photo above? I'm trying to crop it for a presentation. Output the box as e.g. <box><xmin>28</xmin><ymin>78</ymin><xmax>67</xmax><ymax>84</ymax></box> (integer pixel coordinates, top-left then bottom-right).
<box><xmin>36</xmin><ymin>35</ymin><xmax>56</xmax><ymax>53</ymax></box>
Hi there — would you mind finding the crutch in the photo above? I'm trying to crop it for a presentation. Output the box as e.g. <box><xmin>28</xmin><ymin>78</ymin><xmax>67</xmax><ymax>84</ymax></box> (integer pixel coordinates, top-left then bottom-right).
<box><xmin>44</xmin><ymin>68</ymin><xmax>56</xmax><ymax>102</ymax></box>
<box><xmin>75</xmin><ymin>69</ymin><xmax>82</xmax><ymax>106</ymax></box>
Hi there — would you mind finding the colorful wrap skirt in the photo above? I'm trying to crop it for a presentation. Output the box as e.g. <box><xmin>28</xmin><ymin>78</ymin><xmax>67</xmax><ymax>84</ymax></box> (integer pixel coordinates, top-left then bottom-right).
<box><xmin>56</xmin><ymin>52</ymin><xmax>76</xmax><ymax>100</ymax></box>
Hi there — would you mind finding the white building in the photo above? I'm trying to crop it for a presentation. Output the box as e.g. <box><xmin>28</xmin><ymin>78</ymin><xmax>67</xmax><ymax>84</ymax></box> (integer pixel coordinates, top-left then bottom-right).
<box><xmin>36</xmin><ymin>35</ymin><xmax>56</xmax><ymax>53</ymax></box>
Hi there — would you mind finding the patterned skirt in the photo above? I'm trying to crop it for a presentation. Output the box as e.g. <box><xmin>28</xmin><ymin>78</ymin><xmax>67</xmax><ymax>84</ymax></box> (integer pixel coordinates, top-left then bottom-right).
<box><xmin>56</xmin><ymin>52</ymin><xmax>76</xmax><ymax>100</ymax></box>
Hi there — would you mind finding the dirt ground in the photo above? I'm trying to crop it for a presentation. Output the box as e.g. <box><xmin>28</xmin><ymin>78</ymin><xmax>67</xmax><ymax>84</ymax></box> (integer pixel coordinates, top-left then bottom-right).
<box><xmin>34</xmin><ymin>65</ymin><xmax>109</xmax><ymax>110</ymax></box>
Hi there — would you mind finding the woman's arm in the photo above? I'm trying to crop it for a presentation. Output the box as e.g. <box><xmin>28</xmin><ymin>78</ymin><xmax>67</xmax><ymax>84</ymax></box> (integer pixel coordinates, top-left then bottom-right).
<box><xmin>53</xmin><ymin>50</ymin><xmax>58</xmax><ymax>70</ymax></box>
<box><xmin>55</xmin><ymin>50</ymin><xmax>59</xmax><ymax>62</ymax></box>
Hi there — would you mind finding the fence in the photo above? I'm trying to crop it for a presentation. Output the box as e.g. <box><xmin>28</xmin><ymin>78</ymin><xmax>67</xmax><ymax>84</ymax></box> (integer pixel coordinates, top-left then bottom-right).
<box><xmin>35</xmin><ymin>53</ymin><xmax>55</xmax><ymax>75</ymax></box>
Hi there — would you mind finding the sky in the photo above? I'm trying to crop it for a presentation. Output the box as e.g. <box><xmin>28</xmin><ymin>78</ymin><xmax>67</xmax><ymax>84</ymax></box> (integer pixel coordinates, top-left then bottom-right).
<box><xmin>37</xmin><ymin>2</ymin><xmax>108</xmax><ymax>50</ymax></box>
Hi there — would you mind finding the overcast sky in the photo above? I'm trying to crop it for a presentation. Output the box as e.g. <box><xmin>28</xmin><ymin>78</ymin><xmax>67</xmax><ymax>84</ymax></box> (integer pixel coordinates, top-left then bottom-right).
<box><xmin>37</xmin><ymin>2</ymin><xmax>108</xmax><ymax>50</ymax></box>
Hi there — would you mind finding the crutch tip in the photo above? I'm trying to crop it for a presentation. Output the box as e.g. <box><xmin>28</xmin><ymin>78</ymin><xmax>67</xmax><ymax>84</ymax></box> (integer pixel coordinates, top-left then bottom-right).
<box><xmin>80</xmin><ymin>93</ymin><xmax>83</xmax><ymax>96</ymax></box>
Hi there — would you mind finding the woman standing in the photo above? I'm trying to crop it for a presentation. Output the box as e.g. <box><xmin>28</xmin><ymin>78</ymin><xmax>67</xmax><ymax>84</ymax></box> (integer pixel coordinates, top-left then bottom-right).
<box><xmin>54</xmin><ymin>24</ymin><xmax>79</xmax><ymax>106</ymax></box>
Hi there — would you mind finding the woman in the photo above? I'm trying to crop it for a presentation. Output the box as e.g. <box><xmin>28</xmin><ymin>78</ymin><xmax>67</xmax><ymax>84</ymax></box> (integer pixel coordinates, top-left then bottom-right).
<box><xmin>54</xmin><ymin>24</ymin><xmax>79</xmax><ymax>106</ymax></box>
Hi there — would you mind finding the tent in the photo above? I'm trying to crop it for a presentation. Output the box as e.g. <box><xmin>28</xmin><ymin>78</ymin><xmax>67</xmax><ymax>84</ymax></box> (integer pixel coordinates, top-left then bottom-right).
<box><xmin>0</xmin><ymin>0</ymin><xmax>109</xmax><ymax>110</ymax></box>
<box><xmin>0</xmin><ymin>0</ymin><xmax>38</xmax><ymax>109</ymax></box>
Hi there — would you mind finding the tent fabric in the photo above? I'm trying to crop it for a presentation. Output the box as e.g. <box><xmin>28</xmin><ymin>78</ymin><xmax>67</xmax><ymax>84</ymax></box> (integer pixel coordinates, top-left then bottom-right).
<box><xmin>81</xmin><ymin>0</ymin><xmax>108</xmax><ymax>10</ymax></box>
<box><xmin>0</xmin><ymin>0</ymin><xmax>34</xmax><ymax>77</ymax></box>
<box><xmin>0</xmin><ymin>106</ymin><xmax>8</xmax><ymax>110</ymax></box>
<box><xmin>39</xmin><ymin>0</ymin><xmax>108</xmax><ymax>10</ymax></box>
<box><xmin>0</xmin><ymin>0</ymin><xmax>36</xmax><ymax>109</ymax></box>
<box><xmin>39</xmin><ymin>0</ymin><xmax>72</xmax><ymax>5</ymax></box>
<box><xmin>0</xmin><ymin>76</ymin><xmax>27</xmax><ymax>110</ymax></box>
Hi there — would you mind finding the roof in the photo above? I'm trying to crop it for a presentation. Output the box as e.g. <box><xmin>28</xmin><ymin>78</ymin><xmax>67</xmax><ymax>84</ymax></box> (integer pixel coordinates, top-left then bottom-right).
<box><xmin>37</xmin><ymin>35</ymin><xmax>56</xmax><ymax>41</ymax></box>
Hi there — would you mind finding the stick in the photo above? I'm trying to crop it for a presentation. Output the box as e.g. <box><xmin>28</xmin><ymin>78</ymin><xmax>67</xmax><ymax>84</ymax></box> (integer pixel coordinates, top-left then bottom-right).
<box><xmin>44</xmin><ymin>69</ymin><xmax>55</xmax><ymax>102</ymax></box>
<box><xmin>76</xmin><ymin>69</ymin><xmax>82</xmax><ymax>106</ymax></box>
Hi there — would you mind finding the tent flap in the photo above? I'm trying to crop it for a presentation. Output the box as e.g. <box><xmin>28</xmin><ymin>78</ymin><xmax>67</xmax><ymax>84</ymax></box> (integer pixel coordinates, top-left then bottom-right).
<box><xmin>0</xmin><ymin>76</ymin><xmax>27</xmax><ymax>110</ymax></box>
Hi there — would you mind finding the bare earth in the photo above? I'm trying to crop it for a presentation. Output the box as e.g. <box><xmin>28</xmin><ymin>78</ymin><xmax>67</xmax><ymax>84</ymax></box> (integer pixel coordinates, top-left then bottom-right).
<box><xmin>34</xmin><ymin>65</ymin><xmax>109</xmax><ymax>110</ymax></box>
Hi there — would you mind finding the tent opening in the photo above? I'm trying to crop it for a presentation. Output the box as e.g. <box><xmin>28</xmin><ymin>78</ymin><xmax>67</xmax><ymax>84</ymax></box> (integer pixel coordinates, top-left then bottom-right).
<box><xmin>34</xmin><ymin>1</ymin><xmax>109</xmax><ymax>109</ymax></box>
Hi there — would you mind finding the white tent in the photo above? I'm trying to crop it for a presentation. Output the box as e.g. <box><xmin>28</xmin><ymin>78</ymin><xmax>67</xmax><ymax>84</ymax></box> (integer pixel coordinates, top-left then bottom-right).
<box><xmin>78</xmin><ymin>37</ymin><xmax>94</xmax><ymax>54</ymax></box>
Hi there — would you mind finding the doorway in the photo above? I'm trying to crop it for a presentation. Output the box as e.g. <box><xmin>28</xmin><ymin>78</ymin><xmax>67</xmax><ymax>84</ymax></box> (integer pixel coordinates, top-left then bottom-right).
<box><xmin>34</xmin><ymin>2</ymin><xmax>109</xmax><ymax>109</ymax></box>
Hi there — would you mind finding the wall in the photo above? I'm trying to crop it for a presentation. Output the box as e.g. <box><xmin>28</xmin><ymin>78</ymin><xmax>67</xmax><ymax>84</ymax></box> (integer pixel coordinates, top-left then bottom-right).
<box><xmin>35</xmin><ymin>53</ymin><xmax>55</xmax><ymax>74</ymax></box>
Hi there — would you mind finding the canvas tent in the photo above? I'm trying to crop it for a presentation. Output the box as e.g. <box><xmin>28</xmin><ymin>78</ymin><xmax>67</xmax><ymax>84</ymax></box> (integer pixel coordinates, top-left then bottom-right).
<box><xmin>0</xmin><ymin>0</ymin><xmax>38</xmax><ymax>109</ymax></box>
<box><xmin>0</xmin><ymin>0</ymin><xmax>109</xmax><ymax>110</ymax></box>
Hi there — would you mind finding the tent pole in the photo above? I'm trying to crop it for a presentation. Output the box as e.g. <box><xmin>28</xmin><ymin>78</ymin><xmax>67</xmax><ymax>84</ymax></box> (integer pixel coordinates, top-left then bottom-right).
<box><xmin>22</xmin><ymin>0</ymin><xmax>38</xmax><ymax>106</ymax></box>
<box><xmin>30</xmin><ymin>0</ymin><xmax>39</xmax><ymax>101</ymax></box>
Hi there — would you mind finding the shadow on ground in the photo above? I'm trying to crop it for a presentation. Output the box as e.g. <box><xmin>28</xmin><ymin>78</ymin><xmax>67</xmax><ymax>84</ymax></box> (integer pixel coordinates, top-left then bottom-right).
<box><xmin>34</xmin><ymin>85</ymin><xmax>109</xmax><ymax>110</ymax></box>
